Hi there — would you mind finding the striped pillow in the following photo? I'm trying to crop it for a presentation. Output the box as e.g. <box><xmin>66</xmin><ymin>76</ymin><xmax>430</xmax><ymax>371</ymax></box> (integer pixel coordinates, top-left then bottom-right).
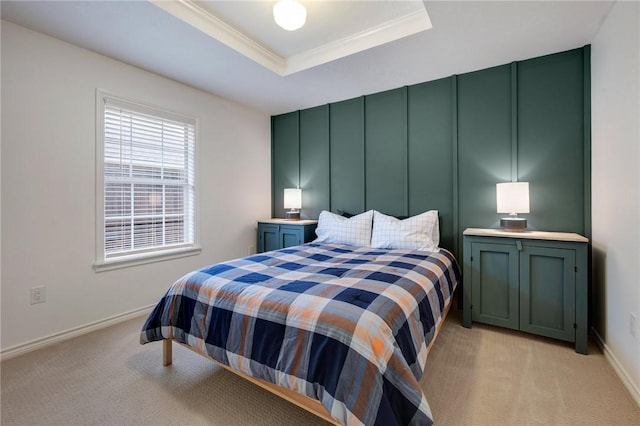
<box><xmin>314</xmin><ymin>210</ymin><xmax>373</xmax><ymax>247</ymax></box>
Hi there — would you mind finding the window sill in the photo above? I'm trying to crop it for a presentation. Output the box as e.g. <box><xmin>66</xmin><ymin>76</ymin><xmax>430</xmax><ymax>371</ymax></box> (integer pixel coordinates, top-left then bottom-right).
<box><xmin>93</xmin><ymin>246</ymin><xmax>202</xmax><ymax>272</ymax></box>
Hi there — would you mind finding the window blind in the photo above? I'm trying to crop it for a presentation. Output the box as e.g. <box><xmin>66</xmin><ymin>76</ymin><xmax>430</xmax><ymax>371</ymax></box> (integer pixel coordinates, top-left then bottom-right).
<box><xmin>103</xmin><ymin>99</ymin><xmax>195</xmax><ymax>259</ymax></box>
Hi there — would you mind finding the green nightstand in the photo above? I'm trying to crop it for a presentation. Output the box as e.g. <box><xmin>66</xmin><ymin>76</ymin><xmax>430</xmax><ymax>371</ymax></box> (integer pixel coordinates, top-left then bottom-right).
<box><xmin>462</xmin><ymin>228</ymin><xmax>589</xmax><ymax>354</ymax></box>
<box><xmin>257</xmin><ymin>219</ymin><xmax>318</xmax><ymax>253</ymax></box>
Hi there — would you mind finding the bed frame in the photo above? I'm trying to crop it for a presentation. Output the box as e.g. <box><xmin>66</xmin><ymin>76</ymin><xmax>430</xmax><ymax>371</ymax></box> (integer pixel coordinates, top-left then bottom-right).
<box><xmin>160</xmin><ymin>295</ymin><xmax>454</xmax><ymax>425</ymax></box>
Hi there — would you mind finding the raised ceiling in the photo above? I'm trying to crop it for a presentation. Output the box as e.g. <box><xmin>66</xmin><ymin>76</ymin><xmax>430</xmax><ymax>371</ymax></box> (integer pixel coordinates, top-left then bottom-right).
<box><xmin>1</xmin><ymin>1</ymin><xmax>614</xmax><ymax>115</ymax></box>
<box><xmin>152</xmin><ymin>1</ymin><xmax>432</xmax><ymax>75</ymax></box>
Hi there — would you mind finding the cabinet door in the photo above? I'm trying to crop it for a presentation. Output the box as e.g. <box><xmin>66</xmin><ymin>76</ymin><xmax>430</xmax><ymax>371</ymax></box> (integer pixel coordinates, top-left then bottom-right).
<box><xmin>471</xmin><ymin>242</ymin><xmax>519</xmax><ymax>330</ymax></box>
<box><xmin>257</xmin><ymin>224</ymin><xmax>279</xmax><ymax>253</ymax></box>
<box><xmin>279</xmin><ymin>225</ymin><xmax>303</xmax><ymax>248</ymax></box>
<box><xmin>519</xmin><ymin>246</ymin><xmax>575</xmax><ymax>342</ymax></box>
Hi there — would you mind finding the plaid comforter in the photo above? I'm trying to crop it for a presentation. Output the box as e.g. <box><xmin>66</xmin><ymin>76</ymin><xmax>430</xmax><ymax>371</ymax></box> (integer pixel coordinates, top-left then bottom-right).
<box><xmin>140</xmin><ymin>243</ymin><xmax>460</xmax><ymax>426</ymax></box>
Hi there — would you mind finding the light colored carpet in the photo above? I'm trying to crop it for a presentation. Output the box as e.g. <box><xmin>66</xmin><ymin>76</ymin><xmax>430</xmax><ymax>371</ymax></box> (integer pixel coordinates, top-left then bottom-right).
<box><xmin>424</xmin><ymin>311</ymin><xmax>640</xmax><ymax>425</ymax></box>
<box><xmin>1</xmin><ymin>309</ymin><xmax>639</xmax><ymax>425</ymax></box>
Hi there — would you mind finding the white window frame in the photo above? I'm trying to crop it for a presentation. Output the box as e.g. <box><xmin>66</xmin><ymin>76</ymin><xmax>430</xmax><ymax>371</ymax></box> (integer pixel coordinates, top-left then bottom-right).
<box><xmin>94</xmin><ymin>90</ymin><xmax>200</xmax><ymax>272</ymax></box>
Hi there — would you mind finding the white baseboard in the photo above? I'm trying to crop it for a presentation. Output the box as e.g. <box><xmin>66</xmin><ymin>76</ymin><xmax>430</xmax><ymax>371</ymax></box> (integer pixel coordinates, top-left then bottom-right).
<box><xmin>591</xmin><ymin>327</ymin><xmax>640</xmax><ymax>408</ymax></box>
<box><xmin>0</xmin><ymin>304</ymin><xmax>154</xmax><ymax>361</ymax></box>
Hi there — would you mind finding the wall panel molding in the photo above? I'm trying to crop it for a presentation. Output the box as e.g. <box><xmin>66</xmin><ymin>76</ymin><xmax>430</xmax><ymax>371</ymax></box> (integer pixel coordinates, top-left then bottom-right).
<box><xmin>583</xmin><ymin>45</ymin><xmax>592</xmax><ymax>240</ymax></box>
<box><xmin>300</xmin><ymin>105</ymin><xmax>330</xmax><ymax>219</ymax></box>
<box><xmin>511</xmin><ymin>62</ymin><xmax>519</xmax><ymax>181</ymax></box>
<box><xmin>451</xmin><ymin>75</ymin><xmax>459</xmax><ymax>257</ymax></box>
<box><xmin>329</xmin><ymin>97</ymin><xmax>365</xmax><ymax>214</ymax></box>
<box><xmin>271</xmin><ymin>111</ymin><xmax>300</xmax><ymax>218</ymax></box>
<box><xmin>365</xmin><ymin>87</ymin><xmax>408</xmax><ymax>217</ymax></box>
<box><xmin>271</xmin><ymin>47</ymin><xmax>590</xmax><ymax>258</ymax></box>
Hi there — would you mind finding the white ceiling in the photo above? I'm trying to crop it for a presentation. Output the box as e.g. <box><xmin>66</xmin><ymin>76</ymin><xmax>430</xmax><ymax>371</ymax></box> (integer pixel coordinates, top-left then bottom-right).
<box><xmin>1</xmin><ymin>1</ymin><xmax>614</xmax><ymax>115</ymax></box>
<box><xmin>151</xmin><ymin>0</ymin><xmax>432</xmax><ymax>75</ymax></box>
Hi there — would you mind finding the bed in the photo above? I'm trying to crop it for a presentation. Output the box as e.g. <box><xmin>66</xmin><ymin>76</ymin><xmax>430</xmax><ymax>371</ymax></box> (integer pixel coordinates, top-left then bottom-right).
<box><xmin>140</xmin><ymin>210</ymin><xmax>461</xmax><ymax>426</ymax></box>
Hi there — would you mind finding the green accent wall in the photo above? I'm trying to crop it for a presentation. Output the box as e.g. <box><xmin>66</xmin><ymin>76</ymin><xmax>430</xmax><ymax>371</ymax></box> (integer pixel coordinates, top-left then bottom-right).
<box><xmin>517</xmin><ymin>49</ymin><xmax>586</xmax><ymax>233</ymax></box>
<box><xmin>299</xmin><ymin>105</ymin><xmax>330</xmax><ymax>220</ymax></box>
<box><xmin>271</xmin><ymin>111</ymin><xmax>299</xmax><ymax>219</ymax></box>
<box><xmin>457</xmin><ymin>63</ymin><xmax>513</xmax><ymax>253</ymax></box>
<box><xmin>408</xmin><ymin>77</ymin><xmax>455</xmax><ymax>252</ymax></box>
<box><xmin>329</xmin><ymin>98</ymin><xmax>365</xmax><ymax>215</ymax></box>
<box><xmin>271</xmin><ymin>47</ymin><xmax>591</xmax><ymax>257</ymax></box>
<box><xmin>365</xmin><ymin>87</ymin><xmax>408</xmax><ymax>217</ymax></box>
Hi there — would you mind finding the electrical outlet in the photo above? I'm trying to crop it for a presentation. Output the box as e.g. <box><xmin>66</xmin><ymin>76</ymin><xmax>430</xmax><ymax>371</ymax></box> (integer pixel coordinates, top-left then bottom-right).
<box><xmin>30</xmin><ymin>286</ymin><xmax>46</xmax><ymax>305</ymax></box>
<box><xmin>630</xmin><ymin>313</ymin><xmax>637</xmax><ymax>338</ymax></box>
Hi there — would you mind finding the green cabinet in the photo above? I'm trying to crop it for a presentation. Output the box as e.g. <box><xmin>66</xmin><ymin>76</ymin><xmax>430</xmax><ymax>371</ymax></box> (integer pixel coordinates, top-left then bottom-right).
<box><xmin>257</xmin><ymin>219</ymin><xmax>318</xmax><ymax>253</ymax></box>
<box><xmin>462</xmin><ymin>228</ymin><xmax>589</xmax><ymax>354</ymax></box>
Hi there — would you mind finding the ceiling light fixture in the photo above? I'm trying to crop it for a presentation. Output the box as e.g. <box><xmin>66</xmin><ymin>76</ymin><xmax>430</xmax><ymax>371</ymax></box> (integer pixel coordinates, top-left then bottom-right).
<box><xmin>273</xmin><ymin>0</ymin><xmax>307</xmax><ymax>31</ymax></box>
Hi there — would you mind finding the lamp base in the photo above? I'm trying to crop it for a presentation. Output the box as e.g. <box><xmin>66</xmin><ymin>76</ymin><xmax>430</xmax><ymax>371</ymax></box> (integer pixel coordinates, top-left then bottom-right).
<box><xmin>285</xmin><ymin>211</ymin><xmax>300</xmax><ymax>220</ymax></box>
<box><xmin>500</xmin><ymin>217</ymin><xmax>527</xmax><ymax>232</ymax></box>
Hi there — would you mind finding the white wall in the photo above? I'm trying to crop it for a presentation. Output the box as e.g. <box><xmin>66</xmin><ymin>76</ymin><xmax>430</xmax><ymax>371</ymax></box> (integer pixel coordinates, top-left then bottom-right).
<box><xmin>591</xmin><ymin>0</ymin><xmax>640</xmax><ymax>401</ymax></box>
<box><xmin>0</xmin><ymin>21</ymin><xmax>271</xmax><ymax>351</ymax></box>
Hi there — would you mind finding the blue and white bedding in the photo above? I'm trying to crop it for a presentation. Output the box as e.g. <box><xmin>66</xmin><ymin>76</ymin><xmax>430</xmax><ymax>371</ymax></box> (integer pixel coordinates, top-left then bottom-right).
<box><xmin>141</xmin><ymin>242</ymin><xmax>460</xmax><ymax>426</ymax></box>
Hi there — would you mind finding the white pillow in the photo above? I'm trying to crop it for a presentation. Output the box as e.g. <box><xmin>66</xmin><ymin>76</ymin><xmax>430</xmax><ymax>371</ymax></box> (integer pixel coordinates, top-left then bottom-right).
<box><xmin>314</xmin><ymin>210</ymin><xmax>373</xmax><ymax>247</ymax></box>
<box><xmin>371</xmin><ymin>210</ymin><xmax>439</xmax><ymax>251</ymax></box>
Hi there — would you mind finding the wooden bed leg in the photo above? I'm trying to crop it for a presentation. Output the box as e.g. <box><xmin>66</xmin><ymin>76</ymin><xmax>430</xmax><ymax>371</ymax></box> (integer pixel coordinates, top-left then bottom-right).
<box><xmin>163</xmin><ymin>339</ymin><xmax>173</xmax><ymax>366</ymax></box>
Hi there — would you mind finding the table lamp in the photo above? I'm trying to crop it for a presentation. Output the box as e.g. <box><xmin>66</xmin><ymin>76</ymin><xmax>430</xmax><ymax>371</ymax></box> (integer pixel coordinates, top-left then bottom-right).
<box><xmin>284</xmin><ymin>188</ymin><xmax>301</xmax><ymax>220</ymax></box>
<box><xmin>496</xmin><ymin>182</ymin><xmax>529</xmax><ymax>232</ymax></box>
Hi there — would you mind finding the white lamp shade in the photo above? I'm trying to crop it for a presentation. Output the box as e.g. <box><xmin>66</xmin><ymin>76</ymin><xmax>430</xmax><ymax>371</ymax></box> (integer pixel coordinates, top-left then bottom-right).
<box><xmin>284</xmin><ymin>188</ymin><xmax>302</xmax><ymax>209</ymax></box>
<box><xmin>273</xmin><ymin>0</ymin><xmax>306</xmax><ymax>31</ymax></box>
<box><xmin>496</xmin><ymin>182</ymin><xmax>530</xmax><ymax>214</ymax></box>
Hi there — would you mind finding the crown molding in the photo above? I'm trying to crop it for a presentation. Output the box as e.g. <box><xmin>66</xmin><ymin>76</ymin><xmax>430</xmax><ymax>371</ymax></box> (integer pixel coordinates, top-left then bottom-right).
<box><xmin>285</xmin><ymin>8</ymin><xmax>432</xmax><ymax>75</ymax></box>
<box><xmin>149</xmin><ymin>0</ymin><xmax>431</xmax><ymax>77</ymax></box>
<box><xmin>150</xmin><ymin>0</ymin><xmax>287</xmax><ymax>75</ymax></box>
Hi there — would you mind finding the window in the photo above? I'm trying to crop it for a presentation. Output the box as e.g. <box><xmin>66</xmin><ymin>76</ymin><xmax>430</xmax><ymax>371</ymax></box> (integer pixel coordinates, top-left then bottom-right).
<box><xmin>95</xmin><ymin>91</ymin><xmax>199</xmax><ymax>270</ymax></box>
